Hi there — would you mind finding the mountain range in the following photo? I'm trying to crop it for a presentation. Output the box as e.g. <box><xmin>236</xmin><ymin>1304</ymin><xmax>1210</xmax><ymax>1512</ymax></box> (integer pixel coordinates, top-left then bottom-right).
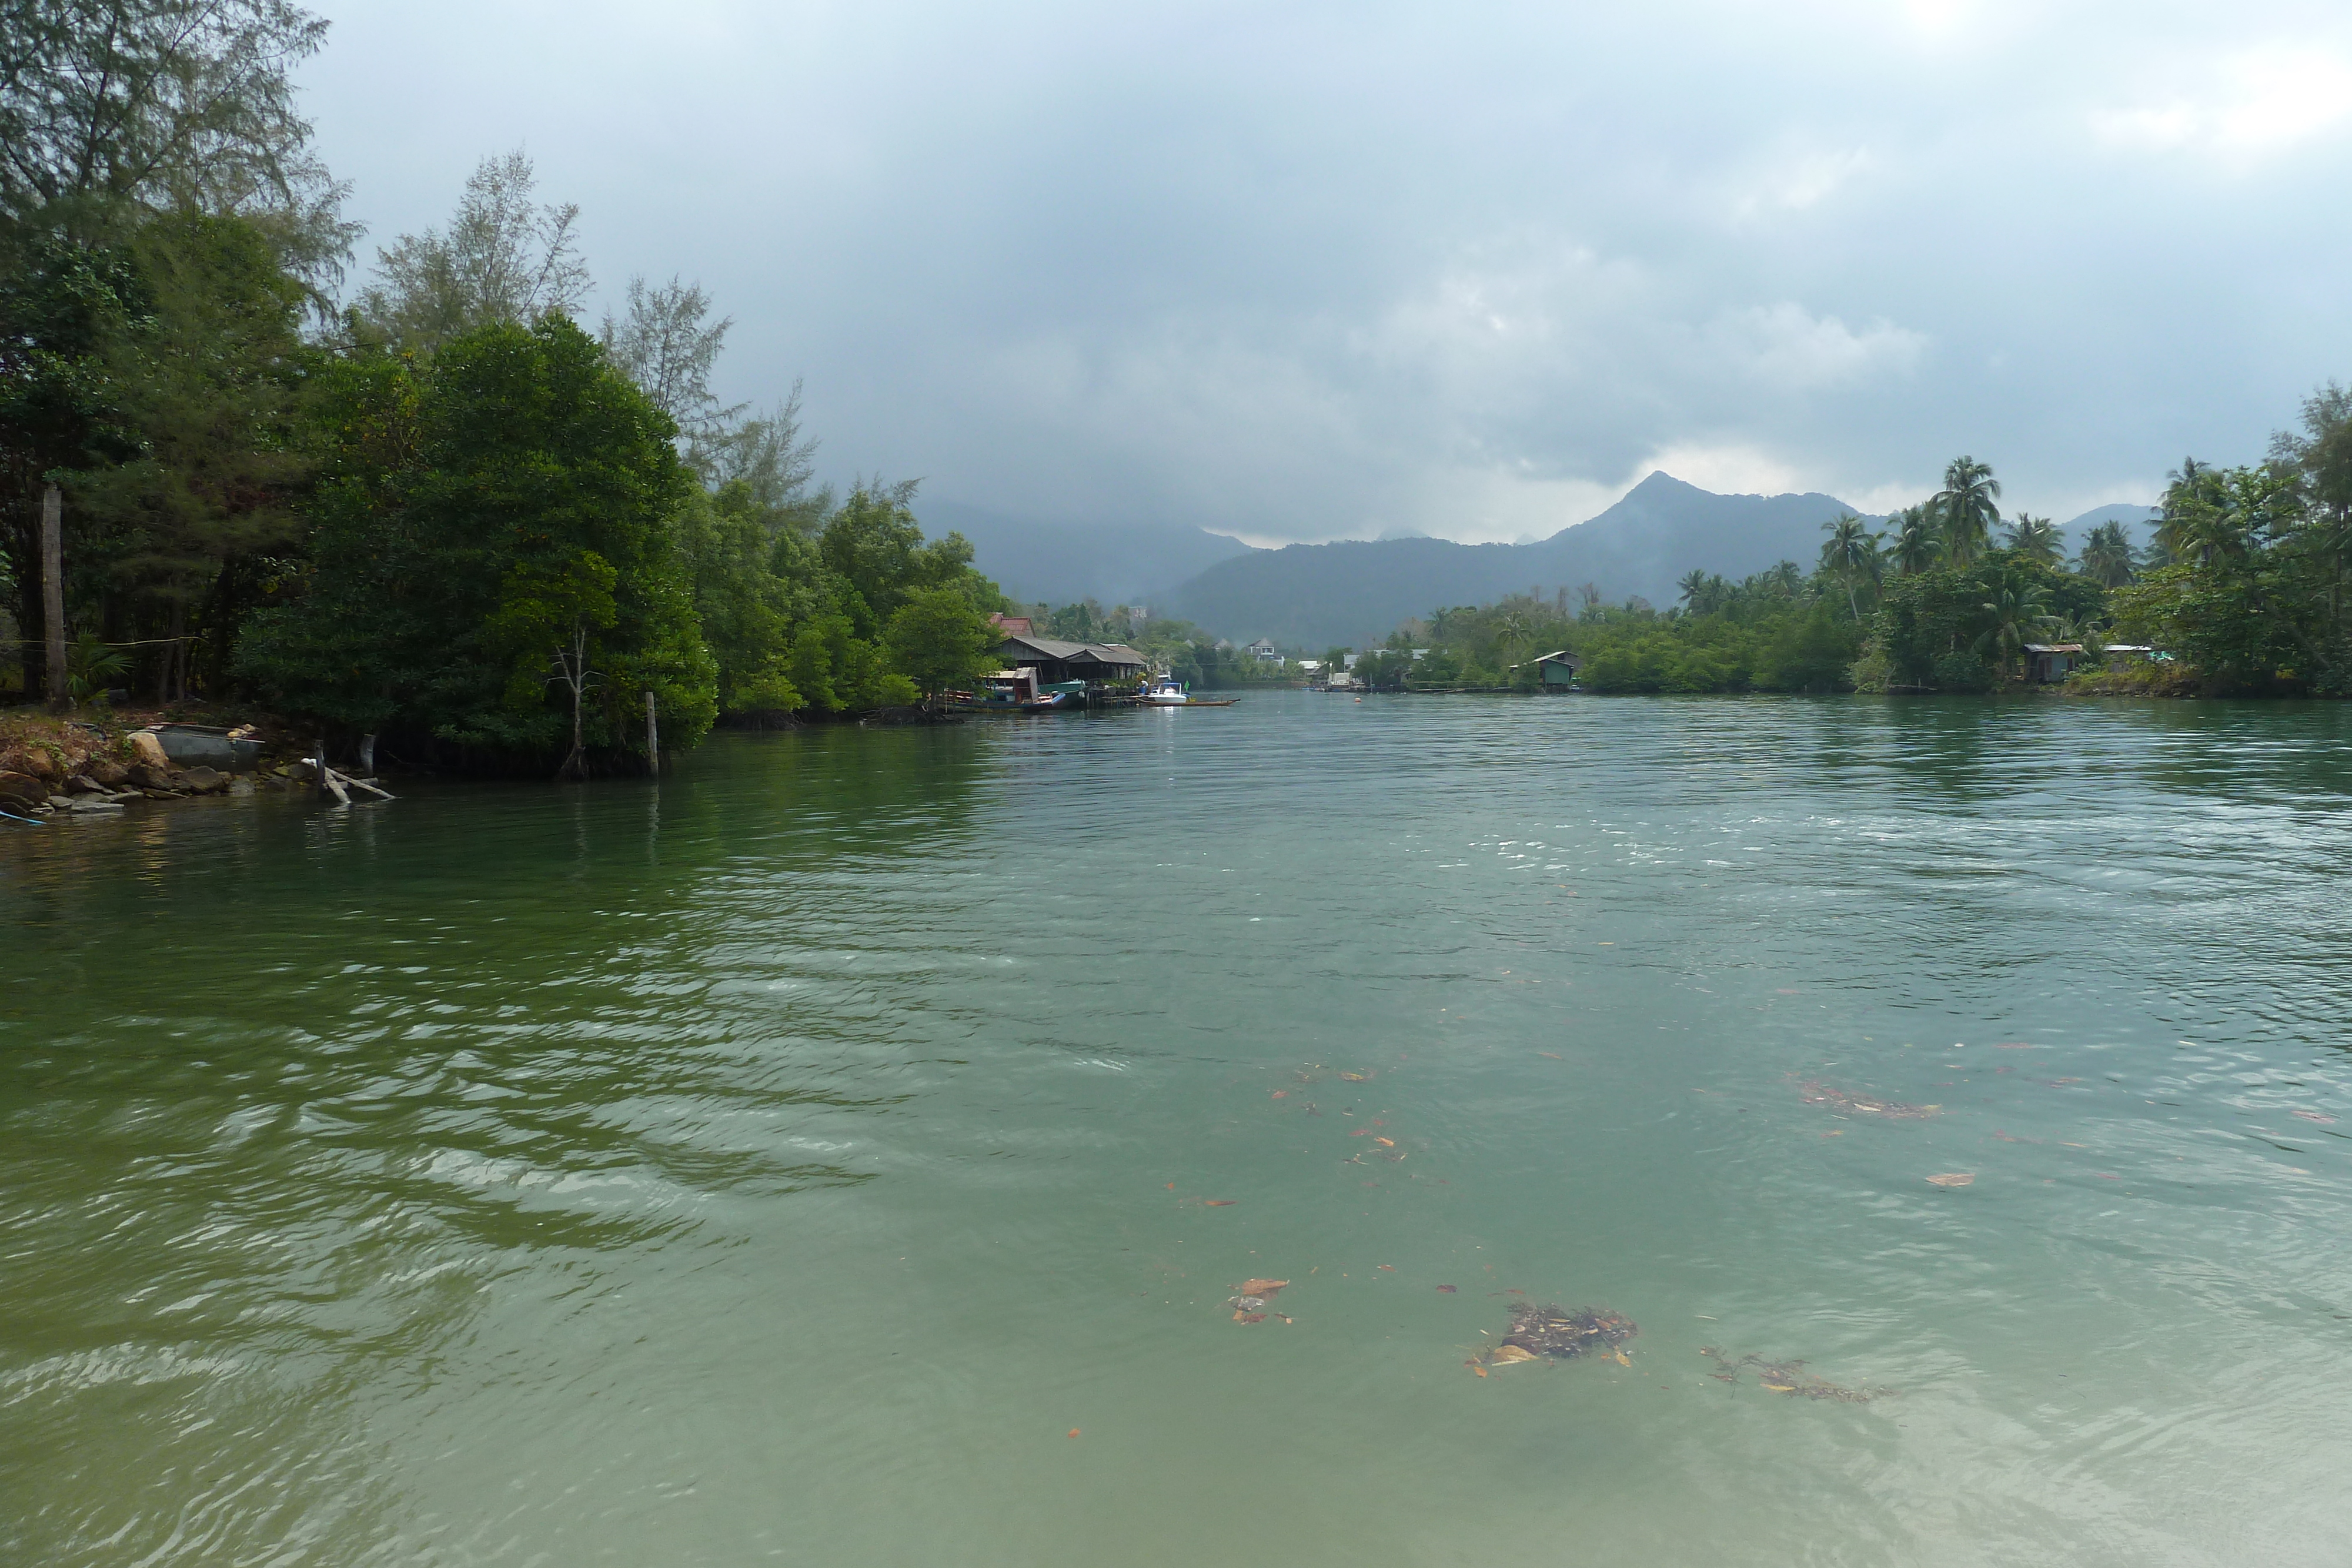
<box><xmin>936</xmin><ymin>476</ymin><xmax>2161</xmax><ymax>651</ymax></box>
<box><xmin>921</xmin><ymin>499</ymin><xmax>1252</xmax><ymax>607</ymax></box>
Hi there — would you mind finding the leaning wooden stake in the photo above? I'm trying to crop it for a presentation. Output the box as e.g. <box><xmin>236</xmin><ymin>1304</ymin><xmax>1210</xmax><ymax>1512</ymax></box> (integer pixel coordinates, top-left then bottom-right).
<box><xmin>320</xmin><ymin>768</ymin><xmax>350</xmax><ymax>806</ymax></box>
<box><xmin>645</xmin><ymin>689</ymin><xmax>659</xmax><ymax>775</ymax></box>
<box><xmin>327</xmin><ymin>767</ymin><xmax>393</xmax><ymax>801</ymax></box>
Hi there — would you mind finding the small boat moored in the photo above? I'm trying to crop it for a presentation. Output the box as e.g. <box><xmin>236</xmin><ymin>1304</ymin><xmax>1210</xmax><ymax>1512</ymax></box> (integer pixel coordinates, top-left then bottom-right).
<box><xmin>950</xmin><ymin>670</ymin><xmax>1086</xmax><ymax>712</ymax></box>
<box><xmin>1140</xmin><ymin>676</ymin><xmax>1238</xmax><ymax>708</ymax></box>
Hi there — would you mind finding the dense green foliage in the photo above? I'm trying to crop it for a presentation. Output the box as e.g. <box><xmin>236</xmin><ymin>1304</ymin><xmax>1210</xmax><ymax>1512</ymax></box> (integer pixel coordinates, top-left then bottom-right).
<box><xmin>4</xmin><ymin>4</ymin><xmax>1008</xmax><ymax>770</ymax></box>
<box><xmin>235</xmin><ymin>317</ymin><xmax>716</xmax><ymax>760</ymax></box>
<box><xmin>2107</xmin><ymin>402</ymin><xmax>2352</xmax><ymax>693</ymax></box>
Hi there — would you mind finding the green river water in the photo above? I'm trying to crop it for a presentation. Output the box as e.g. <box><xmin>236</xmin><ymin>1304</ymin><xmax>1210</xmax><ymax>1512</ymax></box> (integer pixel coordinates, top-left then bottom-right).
<box><xmin>5</xmin><ymin>693</ymin><xmax>2352</xmax><ymax>1566</ymax></box>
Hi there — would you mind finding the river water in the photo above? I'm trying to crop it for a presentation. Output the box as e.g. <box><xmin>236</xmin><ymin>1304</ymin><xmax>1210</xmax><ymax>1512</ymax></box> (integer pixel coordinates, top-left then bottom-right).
<box><xmin>5</xmin><ymin>693</ymin><xmax>2351</xmax><ymax>1566</ymax></box>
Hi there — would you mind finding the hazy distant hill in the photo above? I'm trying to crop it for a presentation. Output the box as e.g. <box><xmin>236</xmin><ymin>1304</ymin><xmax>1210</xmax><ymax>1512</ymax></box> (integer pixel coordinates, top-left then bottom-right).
<box><xmin>1164</xmin><ymin>473</ymin><xmax>1869</xmax><ymax>647</ymax></box>
<box><xmin>921</xmin><ymin>499</ymin><xmax>1252</xmax><ymax>608</ymax></box>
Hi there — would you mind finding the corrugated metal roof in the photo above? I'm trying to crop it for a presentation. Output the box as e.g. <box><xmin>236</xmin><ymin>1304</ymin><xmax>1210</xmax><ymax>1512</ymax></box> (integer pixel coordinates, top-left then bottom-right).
<box><xmin>998</xmin><ymin>635</ymin><xmax>1149</xmax><ymax>667</ymax></box>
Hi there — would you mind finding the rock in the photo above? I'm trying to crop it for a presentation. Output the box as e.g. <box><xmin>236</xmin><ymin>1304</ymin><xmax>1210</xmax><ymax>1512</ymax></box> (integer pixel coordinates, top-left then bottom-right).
<box><xmin>128</xmin><ymin>763</ymin><xmax>173</xmax><ymax>790</ymax></box>
<box><xmin>46</xmin><ymin>795</ymin><xmax>73</xmax><ymax>810</ymax></box>
<box><xmin>143</xmin><ymin>788</ymin><xmax>182</xmax><ymax>800</ymax></box>
<box><xmin>22</xmin><ymin>750</ymin><xmax>59</xmax><ymax>780</ymax></box>
<box><xmin>0</xmin><ymin>771</ymin><xmax>46</xmax><ymax>808</ymax></box>
<box><xmin>227</xmin><ymin>777</ymin><xmax>256</xmax><ymax>797</ymax></box>
<box><xmin>87</xmin><ymin>758</ymin><xmax>129</xmax><ymax>786</ymax></box>
<box><xmin>66</xmin><ymin>797</ymin><xmax>124</xmax><ymax>813</ymax></box>
<box><xmin>129</xmin><ymin>731</ymin><xmax>170</xmax><ymax>768</ymax></box>
<box><xmin>178</xmin><ymin>766</ymin><xmax>228</xmax><ymax>794</ymax></box>
<box><xmin>281</xmin><ymin>759</ymin><xmax>316</xmax><ymax>782</ymax></box>
<box><xmin>65</xmin><ymin>774</ymin><xmax>103</xmax><ymax>794</ymax></box>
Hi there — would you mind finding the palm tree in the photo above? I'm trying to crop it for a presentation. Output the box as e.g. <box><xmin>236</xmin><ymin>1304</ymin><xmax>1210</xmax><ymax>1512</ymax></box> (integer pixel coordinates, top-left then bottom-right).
<box><xmin>1818</xmin><ymin>513</ymin><xmax>1881</xmax><ymax>619</ymax></box>
<box><xmin>1495</xmin><ymin>610</ymin><xmax>1532</xmax><ymax>669</ymax></box>
<box><xmin>1975</xmin><ymin>572</ymin><xmax>2053</xmax><ymax>679</ymax></box>
<box><xmin>1889</xmin><ymin>506</ymin><xmax>1940</xmax><ymax>575</ymax></box>
<box><xmin>2075</xmin><ymin>520</ymin><xmax>2139</xmax><ymax>587</ymax></box>
<box><xmin>1933</xmin><ymin>456</ymin><xmax>2002</xmax><ymax>567</ymax></box>
<box><xmin>2154</xmin><ymin>457</ymin><xmax>2216</xmax><ymax>564</ymax></box>
<box><xmin>2002</xmin><ymin>511</ymin><xmax>2063</xmax><ymax>566</ymax></box>
<box><xmin>1676</xmin><ymin>569</ymin><xmax>1709</xmax><ymax>614</ymax></box>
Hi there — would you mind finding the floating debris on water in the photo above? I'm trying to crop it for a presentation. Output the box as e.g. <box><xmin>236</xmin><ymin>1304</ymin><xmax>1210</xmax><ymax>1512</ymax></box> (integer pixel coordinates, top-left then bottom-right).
<box><xmin>1472</xmin><ymin>1303</ymin><xmax>1637</xmax><ymax>1369</ymax></box>
<box><xmin>1700</xmin><ymin>1348</ymin><xmax>1889</xmax><ymax>1402</ymax></box>
<box><xmin>1797</xmin><ymin>1079</ymin><xmax>1939</xmax><ymax>1119</ymax></box>
<box><xmin>1228</xmin><ymin>1278</ymin><xmax>1293</xmax><ymax>1323</ymax></box>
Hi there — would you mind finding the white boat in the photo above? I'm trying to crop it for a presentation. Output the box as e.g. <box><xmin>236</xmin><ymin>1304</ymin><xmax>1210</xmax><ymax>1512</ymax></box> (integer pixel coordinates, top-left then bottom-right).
<box><xmin>1144</xmin><ymin>677</ymin><xmax>1192</xmax><ymax>705</ymax></box>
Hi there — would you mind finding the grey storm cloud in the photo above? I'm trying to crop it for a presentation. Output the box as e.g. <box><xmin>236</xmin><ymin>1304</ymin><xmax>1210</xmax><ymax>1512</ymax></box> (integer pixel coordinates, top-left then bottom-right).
<box><xmin>303</xmin><ymin>0</ymin><xmax>2352</xmax><ymax>541</ymax></box>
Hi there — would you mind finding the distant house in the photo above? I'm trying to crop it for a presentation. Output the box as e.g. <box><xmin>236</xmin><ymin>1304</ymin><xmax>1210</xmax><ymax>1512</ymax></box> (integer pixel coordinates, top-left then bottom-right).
<box><xmin>1297</xmin><ymin>659</ymin><xmax>1323</xmax><ymax>674</ymax></box>
<box><xmin>988</xmin><ymin>613</ymin><xmax>1034</xmax><ymax>638</ymax></box>
<box><xmin>1245</xmin><ymin>638</ymin><xmax>1279</xmax><ymax>660</ymax></box>
<box><xmin>1507</xmin><ymin>649</ymin><xmax>1584</xmax><ymax>689</ymax></box>
<box><xmin>997</xmin><ymin>634</ymin><xmax>1149</xmax><ymax>686</ymax></box>
<box><xmin>2026</xmin><ymin>642</ymin><xmax>2156</xmax><ymax>682</ymax></box>
<box><xmin>2022</xmin><ymin>643</ymin><xmax>2081</xmax><ymax>683</ymax></box>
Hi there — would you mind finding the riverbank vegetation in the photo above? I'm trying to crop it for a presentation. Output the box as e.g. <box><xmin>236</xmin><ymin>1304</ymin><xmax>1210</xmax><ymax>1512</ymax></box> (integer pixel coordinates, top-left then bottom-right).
<box><xmin>2</xmin><ymin>1</ymin><xmax>1008</xmax><ymax>774</ymax></box>
<box><xmin>1355</xmin><ymin>404</ymin><xmax>2352</xmax><ymax>697</ymax></box>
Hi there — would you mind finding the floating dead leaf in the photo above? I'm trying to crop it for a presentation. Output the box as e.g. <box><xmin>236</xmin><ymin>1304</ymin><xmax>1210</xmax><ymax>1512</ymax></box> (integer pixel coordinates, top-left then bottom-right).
<box><xmin>1270</xmin><ymin>1090</ymin><xmax>1287</xmax><ymax>1099</ymax></box>
<box><xmin>1925</xmin><ymin>1172</ymin><xmax>1974</xmax><ymax>1188</ymax></box>
<box><xmin>1349</xmin><ymin>1128</ymin><xmax>1375</xmax><ymax>1137</ymax></box>
<box><xmin>1375</xmin><ymin>1136</ymin><xmax>1396</xmax><ymax>1147</ymax></box>
<box><xmin>1488</xmin><ymin>1344</ymin><xmax>1539</xmax><ymax>1365</ymax></box>
<box><xmin>1236</xmin><ymin>1279</ymin><xmax>1289</xmax><ymax>1296</ymax></box>
<box><xmin>1436</xmin><ymin>1284</ymin><xmax>1457</xmax><ymax>1292</ymax></box>
<box><xmin>1232</xmin><ymin>1310</ymin><xmax>1266</xmax><ymax>1323</ymax></box>
<box><xmin>1204</xmin><ymin>1199</ymin><xmax>1238</xmax><ymax>1206</ymax></box>
<box><xmin>1340</xmin><ymin>1071</ymin><xmax>1371</xmax><ymax>1082</ymax></box>
<box><xmin>1378</xmin><ymin>1263</ymin><xmax>1395</xmax><ymax>1271</ymax></box>
<box><xmin>1538</xmin><ymin>1051</ymin><xmax>1562</xmax><ymax>1059</ymax></box>
<box><xmin>1068</xmin><ymin>1428</ymin><xmax>1081</xmax><ymax>1438</ymax></box>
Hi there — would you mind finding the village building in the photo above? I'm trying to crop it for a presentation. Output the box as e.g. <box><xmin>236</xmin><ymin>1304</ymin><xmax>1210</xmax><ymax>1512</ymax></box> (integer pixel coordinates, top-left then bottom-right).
<box><xmin>995</xmin><ymin>633</ymin><xmax>1150</xmax><ymax>687</ymax></box>
<box><xmin>987</xmin><ymin>613</ymin><xmax>1035</xmax><ymax>638</ymax></box>
<box><xmin>2023</xmin><ymin>643</ymin><xmax>2156</xmax><ymax>683</ymax></box>
<box><xmin>1507</xmin><ymin>649</ymin><xmax>1585</xmax><ymax>689</ymax></box>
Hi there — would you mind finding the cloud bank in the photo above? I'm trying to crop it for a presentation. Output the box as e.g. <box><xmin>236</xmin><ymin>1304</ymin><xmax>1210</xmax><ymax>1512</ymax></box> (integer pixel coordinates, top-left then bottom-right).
<box><xmin>302</xmin><ymin>0</ymin><xmax>2352</xmax><ymax>543</ymax></box>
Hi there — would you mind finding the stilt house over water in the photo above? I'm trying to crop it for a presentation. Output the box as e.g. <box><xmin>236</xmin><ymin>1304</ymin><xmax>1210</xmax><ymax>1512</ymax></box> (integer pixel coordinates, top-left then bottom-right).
<box><xmin>996</xmin><ymin>634</ymin><xmax>1151</xmax><ymax>688</ymax></box>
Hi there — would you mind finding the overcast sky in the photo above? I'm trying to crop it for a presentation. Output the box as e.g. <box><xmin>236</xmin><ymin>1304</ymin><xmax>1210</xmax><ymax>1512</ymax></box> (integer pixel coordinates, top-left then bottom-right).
<box><xmin>302</xmin><ymin>0</ymin><xmax>2352</xmax><ymax>544</ymax></box>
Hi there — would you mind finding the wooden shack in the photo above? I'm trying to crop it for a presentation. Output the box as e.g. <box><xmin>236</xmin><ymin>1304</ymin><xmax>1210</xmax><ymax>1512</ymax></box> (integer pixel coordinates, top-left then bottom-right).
<box><xmin>996</xmin><ymin>634</ymin><xmax>1150</xmax><ymax>688</ymax></box>
<box><xmin>1508</xmin><ymin>650</ymin><xmax>1584</xmax><ymax>689</ymax></box>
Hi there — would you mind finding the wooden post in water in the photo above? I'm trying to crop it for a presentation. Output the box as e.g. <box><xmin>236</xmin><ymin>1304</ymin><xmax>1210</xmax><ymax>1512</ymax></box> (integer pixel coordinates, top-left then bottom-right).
<box><xmin>359</xmin><ymin>734</ymin><xmax>375</xmax><ymax>774</ymax></box>
<box><xmin>314</xmin><ymin>735</ymin><xmax>327</xmax><ymax>797</ymax></box>
<box><xmin>40</xmin><ymin>484</ymin><xmax>66</xmax><ymax>711</ymax></box>
<box><xmin>645</xmin><ymin>690</ymin><xmax>659</xmax><ymax>775</ymax></box>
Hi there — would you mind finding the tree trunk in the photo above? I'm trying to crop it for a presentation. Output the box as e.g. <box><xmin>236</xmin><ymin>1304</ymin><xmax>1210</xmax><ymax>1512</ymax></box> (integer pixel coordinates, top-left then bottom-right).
<box><xmin>156</xmin><ymin>599</ymin><xmax>186</xmax><ymax>703</ymax></box>
<box><xmin>41</xmin><ymin>486</ymin><xmax>67</xmax><ymax>711</ymax></box>
<box><xmin>556</xmin><ymin>629</ymin><xmax>589</xmax><ymax>781</ymax></box>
